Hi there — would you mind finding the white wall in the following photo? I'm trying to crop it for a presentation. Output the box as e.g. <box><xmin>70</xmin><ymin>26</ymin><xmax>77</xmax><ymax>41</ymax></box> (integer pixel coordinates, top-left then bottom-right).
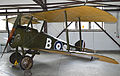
<box><xmin>0</xmin><ymin>0</ymin><xmax>35</xmax><ymax>5</ymax></box>
<box><xmin>0</xmin><ymin>33</ymin><xmax>7</xmax><ymax>44</ymax></box>
<box><xmin>0</xmin><ymin>33</ymin><xmax>8</xmax><ymax>52</ymax></box>
<box><xmin>48</xmin><ymin>30</ymin><xmax>120</xmax><ymax>50</ymax></box>
<box><xmin>104</xmin><ymin>12</ymin><xmax>120</xmax><ymax>44</ymax></box>
<box><xmin>59</xmin><ymin>32</ymin><xmax>120</xmax><ymax>50</ymax></box>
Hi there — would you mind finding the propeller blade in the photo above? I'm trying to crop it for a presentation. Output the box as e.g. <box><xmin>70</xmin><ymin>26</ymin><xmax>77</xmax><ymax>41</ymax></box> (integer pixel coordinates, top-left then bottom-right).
<box><xmin>7</xmin><ymin>14</ymin><xmax>22</xmax><ymax>44</ymax></box>
<box><xmin>1</xmin><ymin>14</ymin><xmax>22</xmax><ymax>58</ymax></box>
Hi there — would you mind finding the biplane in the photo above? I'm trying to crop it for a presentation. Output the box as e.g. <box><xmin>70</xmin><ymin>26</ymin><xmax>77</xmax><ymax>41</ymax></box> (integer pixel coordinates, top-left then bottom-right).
<box><xmin>0</xmin><ymin>6</ymin><xmax>119</xmax><ymax>70</ymax></box>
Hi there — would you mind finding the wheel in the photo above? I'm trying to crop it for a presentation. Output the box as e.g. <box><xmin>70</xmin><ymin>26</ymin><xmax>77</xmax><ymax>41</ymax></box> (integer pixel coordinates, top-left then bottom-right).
<box><xmin>9</xmin><ymin>52</ymin><xmax>22</xmax><ymax>64</ymax></box>
<box><xmin>20</xmin><ymin>56</ymin><xmax>33</xmax><ymax>70</ymax></box>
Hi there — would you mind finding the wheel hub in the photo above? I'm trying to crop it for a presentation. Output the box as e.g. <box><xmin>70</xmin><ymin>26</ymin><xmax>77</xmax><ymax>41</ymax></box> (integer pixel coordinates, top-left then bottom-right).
<box><xmin>20</xmin><ymin>56</ymin><xmax>33</xmax><ymax>70</ymax></box>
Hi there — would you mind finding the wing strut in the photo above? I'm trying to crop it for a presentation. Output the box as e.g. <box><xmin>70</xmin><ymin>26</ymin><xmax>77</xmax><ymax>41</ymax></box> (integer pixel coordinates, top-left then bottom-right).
<box><xmin>26</xmin><ymin>16</ymin><xmax>33</xmax><ymax>29</ymax></box>
<box><xmin>64</xmin><ymin>11</ymin><xmax>70</xmax><ymax>52</ymax></box>
<box><xmin>78</xmin><ymin>17</ymin><xmax>82</xmax><ymax>51</ymax></box>
<box><xmin>40</xmin><ymin>21</ymin><xmax>46</xmax><ymax>32</ymax></box>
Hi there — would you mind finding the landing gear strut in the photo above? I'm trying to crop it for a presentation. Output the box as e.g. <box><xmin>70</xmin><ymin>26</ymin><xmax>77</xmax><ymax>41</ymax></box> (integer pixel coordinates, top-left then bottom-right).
<box><xmin>10</xmin><ymin>48</ymin><xmax>38</xmax><ymax>71</ymax></box>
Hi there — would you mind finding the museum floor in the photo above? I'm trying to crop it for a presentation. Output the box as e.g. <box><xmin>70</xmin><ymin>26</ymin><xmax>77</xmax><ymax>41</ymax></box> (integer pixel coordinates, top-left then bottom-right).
<box><xmin>0</xmin><ymin>51</ymin><xmax>120</xmax><ymax>76</ymax></box>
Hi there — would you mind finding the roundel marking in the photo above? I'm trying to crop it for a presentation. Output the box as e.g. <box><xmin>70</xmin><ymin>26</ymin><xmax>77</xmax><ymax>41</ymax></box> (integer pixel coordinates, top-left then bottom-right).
<box><xmin>54</xmin><ymin>41</ymin><xmax>63</xmax><ymax>50</ymax></box>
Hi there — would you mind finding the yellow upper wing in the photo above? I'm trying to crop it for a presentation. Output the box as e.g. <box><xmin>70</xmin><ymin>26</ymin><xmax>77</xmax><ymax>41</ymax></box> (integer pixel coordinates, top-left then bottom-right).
<box><xmin>32</xmin><ymin>6</ymin><xmax>117</xmax><ymax>22</ymax></box>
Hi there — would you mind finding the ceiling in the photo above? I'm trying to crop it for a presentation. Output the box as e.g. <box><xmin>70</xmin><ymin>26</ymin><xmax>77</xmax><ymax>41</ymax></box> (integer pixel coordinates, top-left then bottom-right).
<box><xmin>0</xmin><ymin>0</ymin><xmax>120</xmax><ymax>15</ymax></box>
<box><xmin>0</xmin><ymin>0</ymin><xmax>120</xmax><ymax>4</ymax></box>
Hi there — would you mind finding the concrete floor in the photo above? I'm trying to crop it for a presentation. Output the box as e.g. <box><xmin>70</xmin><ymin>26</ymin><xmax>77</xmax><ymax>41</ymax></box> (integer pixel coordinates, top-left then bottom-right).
<box><xmin>0</xmin><ymin>52</ymin><xmax>120</xmax><ymax>76</ymax></box>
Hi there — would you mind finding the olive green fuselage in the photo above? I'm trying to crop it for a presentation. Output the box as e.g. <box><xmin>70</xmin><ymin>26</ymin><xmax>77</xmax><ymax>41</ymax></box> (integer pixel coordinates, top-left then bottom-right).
<box><xmin>10</xmin><ymin>26</ymin><xmax>67</xmax><ymax>50</ymax></box>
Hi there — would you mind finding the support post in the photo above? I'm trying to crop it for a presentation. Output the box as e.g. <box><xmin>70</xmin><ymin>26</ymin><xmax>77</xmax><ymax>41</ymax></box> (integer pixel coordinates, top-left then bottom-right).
<box><xmin>89</xmin><ymin>22</ymin><xmax>91</xmax><ymax>30</ymax></box>
<box><xmin>43</xmin><ymin>21</ymin><xmax>47</xmax><ymax>33</ymax></box>
<box><xmin>75</xmin><ymin>21</ymin><xmax>78</xmax><ymax>29</ymax></box>
<box><xmin>116</xmin><ymin>11</ymin><xmax>119</xmax><ymax>38</ymax></box>
<box><xmin>64</xmin><ymin>11</ymin><xmax>70</xmax><ymax>52</ymax></box>
<box><xmin>43</xmin><ymin>0</ymin><xmax>48</xmax><ymax>33</ymax></box>
<box><xmin>33</xmin><ymin>0</ymin><xmax>48</xmax><ymax>33</ymax></box>
<box><xmin>78</xmin><ymin>17</ymin><xmax>82</xmax><ymax>51</ymax></box>
<box><xmin>94</xmin><ymin>22</ymin><xmax>120</xmax><ymax>48</ymax></box>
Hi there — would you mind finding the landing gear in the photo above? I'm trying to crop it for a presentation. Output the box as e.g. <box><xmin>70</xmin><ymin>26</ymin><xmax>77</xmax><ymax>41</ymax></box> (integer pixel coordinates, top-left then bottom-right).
<box><xmin>9</xmin><ymin>52</ymin><xmax>22</xmax><ymax>64</ymax></box>
<box><xmin>20</xmin><ymin>56</ymin><xmax>33</xmax><ymax>70</ymax></box>
<box><xmin>9</xmin><ymin>48</ymin><xmax>38</xmax><ymax>71</ymax></box>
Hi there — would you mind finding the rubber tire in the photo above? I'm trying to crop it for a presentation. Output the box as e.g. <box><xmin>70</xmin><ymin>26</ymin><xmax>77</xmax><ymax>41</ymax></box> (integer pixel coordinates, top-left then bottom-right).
<box><xmin>20</xmin><ymin>56</ymin><xmax>33</xmax><ymax>70</ymax></box>
<box><xmin>9</xmin><ymin>52</ymin><xmax>22</xmax><ymax>64</ymax></box>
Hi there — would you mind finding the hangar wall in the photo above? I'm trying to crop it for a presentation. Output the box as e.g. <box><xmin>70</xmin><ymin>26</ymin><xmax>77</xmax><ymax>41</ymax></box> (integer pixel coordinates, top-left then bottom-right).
<box><xmin>59</xmin><ymin>32</ymin><xmax>120</xmax><ymax>50</ymax></box>
<box><xmin>0</xmin><ymin>33</ymin><xmax>7</xmax><ymax>52</ymax></box>
<box><xmin>104</xmin><ymin>12</ymin><xmax>120</xmax><ymax>48</ymax></box>
<box><xmin>0</xmin><ymin>33</ymin><xmax>7</xmax><ymax>44</ymax></box>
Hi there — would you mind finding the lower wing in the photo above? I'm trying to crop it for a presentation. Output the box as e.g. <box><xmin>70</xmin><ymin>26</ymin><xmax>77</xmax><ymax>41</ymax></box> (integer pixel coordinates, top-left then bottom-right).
<box><xmin>35</xmin><ymin>49</ymin><xmax>119</xmax><ymax>64</ymax></box>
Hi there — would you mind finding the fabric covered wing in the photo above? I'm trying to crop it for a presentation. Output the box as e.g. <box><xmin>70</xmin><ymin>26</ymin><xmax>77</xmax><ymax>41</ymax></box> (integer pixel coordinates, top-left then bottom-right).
<box><xmin>32</xmin><ymin>6</ymin><xmax>117</xmax><ymax>22</ymax></box>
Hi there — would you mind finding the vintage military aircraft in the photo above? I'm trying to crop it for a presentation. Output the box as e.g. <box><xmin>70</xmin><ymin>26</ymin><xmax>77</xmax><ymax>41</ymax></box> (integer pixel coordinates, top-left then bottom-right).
<box><xmin>1</xmin><ymin>6</ymin><xmax>119</xmax><ymax>70</ymax></box>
